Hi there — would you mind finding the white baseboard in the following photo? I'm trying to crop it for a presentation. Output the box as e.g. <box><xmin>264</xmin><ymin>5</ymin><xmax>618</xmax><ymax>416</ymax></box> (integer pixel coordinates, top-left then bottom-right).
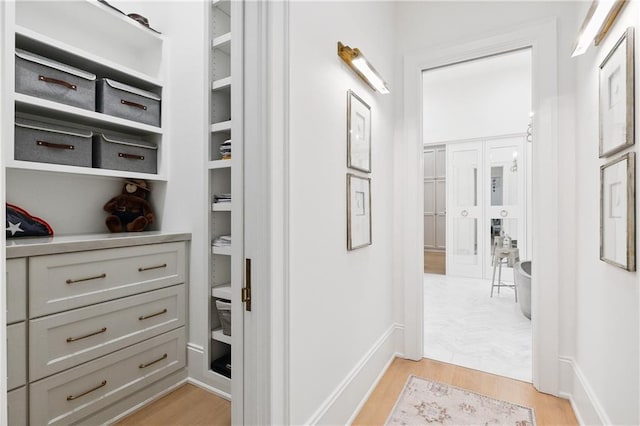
<box><xmin>305</xmin><ymin>323</ymin><xmax>403</xmax><ymax>425</ymax></box>
<box><xmin>558</xmin><ymin>356</ymin><xmax>611</xmax><ymax>425</ymax></box>
<box><xmin>187</xmin><ymin>376</ymin><xmax>232</xmax><ymax>401</ymax></box>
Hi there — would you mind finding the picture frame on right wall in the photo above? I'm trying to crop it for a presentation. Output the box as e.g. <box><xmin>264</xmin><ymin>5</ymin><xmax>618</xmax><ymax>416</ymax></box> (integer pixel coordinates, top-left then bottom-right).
<box><xmin>599</xmin><ymin>27</ymin><xmax>634</xmax><ymax>158</ymax></box>
<box><xmin>347</xmin><ymin>90</ymin><xmax>372</xmax><ymax>173</ymax></box>
<box><xmin>600</xmin><ymin>152</ymin><xmax>636</xmax><ymax>271</ymax></box>
<box><xmin>347</xmin><ymin>173</ymin><xmax>372</xmax><ymax>250</ymax></box>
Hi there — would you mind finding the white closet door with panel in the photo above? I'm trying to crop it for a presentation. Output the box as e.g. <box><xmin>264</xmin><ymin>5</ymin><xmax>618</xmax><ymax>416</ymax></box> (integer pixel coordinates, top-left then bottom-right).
<box><xmin>446</xmin><ymin>142</ymin><xmax>482</xmax><ymax>277</ymax></box>
<box><xmin>484</xmin><ymin>136</ymin><xmax>525</xmax><ymax>280</ymax></box>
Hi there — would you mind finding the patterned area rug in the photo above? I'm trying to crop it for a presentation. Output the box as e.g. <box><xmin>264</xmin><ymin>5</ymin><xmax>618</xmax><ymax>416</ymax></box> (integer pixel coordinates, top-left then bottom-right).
<box><xmin>386</xmin><ymin>375</ymin><xmax>536</xmax><ymax>425</ymax></box>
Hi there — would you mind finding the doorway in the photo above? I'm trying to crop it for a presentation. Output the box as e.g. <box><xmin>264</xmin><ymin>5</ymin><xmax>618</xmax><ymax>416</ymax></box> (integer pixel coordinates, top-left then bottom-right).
<box><xmin>421</xmin><ymin>49</ymin><xmax>533</xmax><ymax>382</ymax></box>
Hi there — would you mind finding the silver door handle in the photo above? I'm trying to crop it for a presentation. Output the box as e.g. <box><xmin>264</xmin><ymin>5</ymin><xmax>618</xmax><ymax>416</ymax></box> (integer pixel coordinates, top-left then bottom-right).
<box><xmin>461</xmin><ymin>210</ymin><xmax>468</xmax><ymax>217</ymax></box>
<box><xmin>500</xmin><ymin>210</ymin><xmax>508</xmax><ymax>217</ymax></box>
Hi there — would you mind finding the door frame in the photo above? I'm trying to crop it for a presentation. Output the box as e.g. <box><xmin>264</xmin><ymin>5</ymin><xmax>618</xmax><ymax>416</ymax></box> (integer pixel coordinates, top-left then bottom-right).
<box><xmin>401</xmin><ymin>18</ymin><xmax>560</xmax><ymax>395</ymax></box>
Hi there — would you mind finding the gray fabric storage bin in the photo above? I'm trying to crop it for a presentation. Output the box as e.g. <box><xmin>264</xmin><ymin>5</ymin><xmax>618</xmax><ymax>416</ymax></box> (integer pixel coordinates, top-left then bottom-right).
<box><xmin>15</xmin><ymin>117</ymin><xmax>93</xmax><ymax>167</ymax></box>
<box><xmin>93</xmin><ymin>133</ymin><xmax>158</xmax><ymax>174</ymax></box>
<box><xmin>96</xmin><ymin>79</ymin><xmax>161</xmax><ymax>127</ymax></box>
<box><xmin>15</xmin><ymin>49</ymin><xmax>96</xmax><ymax>111</ymax></box>
<box><xmin>215</xmin><ymin>300</ymin><xmax>231</xmax><ymax>336</ymax></box>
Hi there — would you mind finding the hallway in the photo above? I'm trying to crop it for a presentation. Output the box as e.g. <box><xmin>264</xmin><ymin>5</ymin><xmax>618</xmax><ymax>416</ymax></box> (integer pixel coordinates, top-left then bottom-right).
<box><xmin>424</xmin><ymin>273</ymin><xmax>532</xmax><ymax>382</ymax></box>
<box><xmin>353</xmin><ymin>358</ymin><xmax>577</xmax><ymax>425</ymax></box>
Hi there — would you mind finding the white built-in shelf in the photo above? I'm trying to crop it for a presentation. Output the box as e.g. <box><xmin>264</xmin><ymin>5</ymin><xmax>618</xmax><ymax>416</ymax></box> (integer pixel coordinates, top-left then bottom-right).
<box><xmin>212</xmin><ymin>32</ymin><xmax>231</xmax><ymax>55</ymax></box>
<box><xmin>211</xmin><ymin>245</ymin><xmax>232</xmax><ymax>256</ymax></box>
<box><xmin>211</xmin><ymin>283</ymin><xmax>232</xmax><ymax>300</ymax></box>
<box><xmin>212</xmin><ymin>202</ymin><xmax>232</xmax><ymax>211</ymax></box>
<box><xmin>208</xmin><ymin>159</ymin><xmax>232</xmax><ymax>169</ymax></box>
<box><xmin>211</xmin><ymin>0</ymin><xmax>231</xmax><ymax>16</ymax></box>
<box><xmin>211</xmin><ymin>329</ymin><xmax>232</xmax><ymax>345</ymax></box>
<box><xmin>15</xmin><ymin>26</ymin><xmax>162</xmax><ymax>88</ymax></box>
<box><xmin>212</xmin><ymin>76</ymin><xmax>232</xmax><ymax>92</ymax></box>
<box><xmin>15</xmin><ymin>93</ymin><xmax>163</xmax><ymax>136</ymax></box>
<box><xmin>210</xmin><ymin>120</ymin><xmax>232</xmax><ymax>133</ymax></box>
<box><xmin>5</xmin><ymin>159</ymin><xmax>167</xmax><ymax>181</ymax></box>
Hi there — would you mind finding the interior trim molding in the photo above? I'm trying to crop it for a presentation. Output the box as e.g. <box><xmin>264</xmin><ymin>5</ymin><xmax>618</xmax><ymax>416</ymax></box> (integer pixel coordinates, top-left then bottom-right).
<box><xmin>401</xmin><ymin>16</ymin><xmax>560</xmax><ymax>395</ymax></box>
<box><xmin>558</xmin><ymin>356</ymin><xmax>611</xmax><ymax>425</ymax></box>
<box><xmin>305</xmin><ymin>323</ymin><xmax>402</xmax><ymax>425</ymax></box>
<box><xmin>187</xmin><ymin>377</ymin><xmax>232</xmax><ymax>401</ymax></box>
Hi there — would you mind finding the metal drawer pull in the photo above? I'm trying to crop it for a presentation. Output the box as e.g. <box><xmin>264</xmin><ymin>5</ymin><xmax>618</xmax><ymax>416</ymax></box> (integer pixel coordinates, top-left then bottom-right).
<box><xmin>66</xmin><ymin>380</ymin><xmax>107</xmax><ymax>401</ymax></box>
<box><xmin>66</xmin><ymin>327</ymin><xmax>107</xmax><ymax>342</ymax></box>
<box><xmin>121</xmin><ymin>99</ymin><xmax>147</xmax><ymax>110</ymax></box>
<box><xmin>138</xmin><ymin>263</ymin><xmax>167</xmax><ymax>272</ymax></box>
<box><xmin>39</xmin><ymin>75</ymin><xmax>77</xmax><ymax>90</ymax></box>
<box><xmin>138</xmin><ymin>308</ymin><xmax>168</xmax><ymax>321</ymax></box>
<box><xmin>119</xmin><ymin>152</ymin><xmax>144</xmax><ymax>160</ymax></box>
<box><xmin>139</xmin><ymin>353</ymin><xmax>167</xmax><ymax>369</ymax></box>
<box><xmin>66</xmin><ymin>273</ymin><xmax>106</xmax><ymax>284</ymax></box>
<box><xmin>500</xmin><ymin>210</ymin><xmax>508</xmax><ymax>217</ymax></box>
<box><xmin>37</xmin><ymin>140</ymin><xmax>75</xmax><ymax>150</ymax></box>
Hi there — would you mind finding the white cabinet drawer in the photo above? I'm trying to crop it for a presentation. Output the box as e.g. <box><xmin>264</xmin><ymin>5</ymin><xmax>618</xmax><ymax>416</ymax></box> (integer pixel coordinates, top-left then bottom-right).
<box><xmin>30</xmin><ymin>284</ymin><xmax>185</xmax><ymax>380</ymax></box>
<box><xmin>6</xmin><ymin>258</ymin><xmax>27</xmax><ymax>324</ymax></box>
<box><xmin>7</xmin><ymin>322</ymin><xmax>26</xmax><ymax>390</ymax></box>
<box><xmin>30</xmin><ymin>328</ymin><xmax>185</xmax><ymax>426</ymax></box>
<box><xmin>29</xmin><ymin>242</ymin><xmax>186</xmax><ymax>317</ymax></box>
<box><xmin>8</xmin><ymin>386</ymin><xmax>27</xmax><ymax>426</ymax></box>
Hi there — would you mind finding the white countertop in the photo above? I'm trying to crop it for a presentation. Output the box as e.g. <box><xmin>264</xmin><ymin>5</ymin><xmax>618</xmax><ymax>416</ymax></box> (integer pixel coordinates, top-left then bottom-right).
<box><xmin>6</xmin><ymin>231</ymin><xmax>191</xmax><ymax>258</ymax></box>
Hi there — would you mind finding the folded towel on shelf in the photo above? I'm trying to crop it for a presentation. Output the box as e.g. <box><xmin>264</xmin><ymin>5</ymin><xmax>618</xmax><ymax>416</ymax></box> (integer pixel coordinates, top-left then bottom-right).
<box><xmin>213</xmin><ymin>235</ymin><xmax>232</xmax><ymax>247</ymax></box>
<box><xmin>214</xmin><ymin>193</ymin><xmax>232</xmax><ymax>203</ymax></box>
<box><xmin>219</xmin><ymin>139</ymin><xmax>231</xmax><ymax>160</ymax></box>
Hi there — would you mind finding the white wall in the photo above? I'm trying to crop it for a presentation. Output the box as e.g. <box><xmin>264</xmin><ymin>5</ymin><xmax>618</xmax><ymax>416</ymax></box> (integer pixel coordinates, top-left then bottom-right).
<box><xmin>288</xmin><ymin>2</ymin><xmax>396</xmax><ymax>423</ymax></box>
<box><xmin>422</xmin><ymin>49</ymin><xmax>531</xmax><ymax>143</ymax></box>
<box><xmin>572</xmin><ymin>2</ymin><xmax>640</xmax><ymax>424</ymax></box>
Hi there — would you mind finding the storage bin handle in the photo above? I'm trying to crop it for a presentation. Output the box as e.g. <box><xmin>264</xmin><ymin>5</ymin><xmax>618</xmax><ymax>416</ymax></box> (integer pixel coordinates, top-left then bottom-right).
<box><xmin>38</xmin><ymin>75</ymin><xmax>77</xmax><ymax>90</ymax></box>
<box><xmin>119</xmin><ymin>152</ymin><xmax>145</xmax><ymax>160</ymax></box>
<box><xmin>121</xmin><ymin>99</ymin><xmax>148</xmax><ymax>110</ymax></box>
<box><xmin>37</xmin><ymin>140</ymin><xmax>75</xmax><ymax>150</ymax></box>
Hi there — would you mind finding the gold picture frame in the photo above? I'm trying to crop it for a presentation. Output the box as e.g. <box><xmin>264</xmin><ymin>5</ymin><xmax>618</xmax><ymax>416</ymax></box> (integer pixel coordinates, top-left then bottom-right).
<box><xmin>347</xmin><ymin>173</ymin><xmax>372</xmax><ymax>250</ymax></box>
<box><xmin>347</xmin><ymin>90</ymin><xmax>372</xmax><ymax>173</ymax></box>
<box><xmin>599</xmin><ymin>27</ymin><xmax>634</xmax><ymax>158</ymax></box>
<box><xmin>600</xmin><ymin>152</ymin><xmax>635</xmax><ymax>271</ymax></box>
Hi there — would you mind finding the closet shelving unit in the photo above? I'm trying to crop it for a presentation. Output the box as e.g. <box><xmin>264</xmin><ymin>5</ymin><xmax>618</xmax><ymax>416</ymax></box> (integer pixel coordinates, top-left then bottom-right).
<box><xmin>206</xmin><ymin>0</ymin><xmax>242</xmax><ymax>396</ymax></box>
<box><xmin>4</xmin><ymin>1</ymin><xmax>167</xmax><ymax>181</ymax></box>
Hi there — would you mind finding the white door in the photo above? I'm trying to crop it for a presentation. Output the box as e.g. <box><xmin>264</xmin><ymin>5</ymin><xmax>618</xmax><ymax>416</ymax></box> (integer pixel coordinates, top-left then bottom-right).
<box><xmin>446</xmin><ymin>142</ymin><xmax>483</xmax><ymax>277</ymax></box>
<box><xmin>435</xmin><ymin>147</ymin><xmax>446</xmax><ymax>250</ymax></box>
<box><xmin>424</xmin><ymin>148</ymin><xmax>437</xmax><ymax>249</ymax></box>
<box><xmin>484</xmin><ymin>137</ymin><xmax>526</xmax><ymax>280</ymax></box>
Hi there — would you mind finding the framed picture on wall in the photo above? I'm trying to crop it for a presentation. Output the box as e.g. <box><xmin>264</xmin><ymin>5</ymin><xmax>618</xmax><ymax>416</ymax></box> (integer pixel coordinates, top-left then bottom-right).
<box><xmin>599</xmin><ymin>27</ymin><xmax>634</xmax><ymax>158</ymax></box>
<box><xmin>600</xmin><ymin>152</ymin><xmax>635</xmax><ymax>271</ymax></box>
<box><xmin>347</xmin><ymin>173</ymin><xmax>372</xmax><ymax>250</ymax></box>
<box><xmin>347</xmin><ymin>90</ymin><xmax>372</xmax><ymax>173</ymax></box>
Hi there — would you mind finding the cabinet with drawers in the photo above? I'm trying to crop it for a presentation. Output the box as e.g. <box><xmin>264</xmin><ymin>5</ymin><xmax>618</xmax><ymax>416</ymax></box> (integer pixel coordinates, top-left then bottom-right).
<box><xmin>5</xmin><ymin>232</ymin><xmax>190</xmax><ymax>425</ymax></box>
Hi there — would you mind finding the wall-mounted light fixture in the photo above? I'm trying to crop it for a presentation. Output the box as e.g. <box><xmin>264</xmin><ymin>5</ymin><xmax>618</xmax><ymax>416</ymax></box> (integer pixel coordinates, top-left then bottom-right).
<box><xmin>571</xmin><ymin>0</ymin><xmax>627</xmax><ymax>57</ymax></box>
<box><xmin>337</xmin><ymin>41</ymin><xmax>390</xmax><ymax>94</ymax></box>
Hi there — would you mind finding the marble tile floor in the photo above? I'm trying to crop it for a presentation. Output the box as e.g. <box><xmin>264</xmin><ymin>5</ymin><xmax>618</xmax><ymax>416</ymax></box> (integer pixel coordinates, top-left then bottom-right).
<box><xmin>424</xmin><ymin>273</ymin><xmax>532</xmax><ymax>383</ymax></box>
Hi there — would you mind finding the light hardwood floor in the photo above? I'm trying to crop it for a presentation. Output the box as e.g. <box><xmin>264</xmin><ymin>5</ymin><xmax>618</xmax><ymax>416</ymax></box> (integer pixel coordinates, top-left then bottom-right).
<box><xmin>353</xmin><ymin>358</ymin><xmax>578</xmax><ymax>425</ymax></box>
<box><xmin>424</xmin><ymin>250</ymin><xmax>446</xmax><ymax>274</ymax></box>
<box><xmin>115</xmin><ymin>383</ymin><xmax>230</xmax><ymax>426</ymax></box>
<box><xmin>117</xmin><ymin>358</ymin><xmax>576</xmax><ymax>426</ymax></box>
